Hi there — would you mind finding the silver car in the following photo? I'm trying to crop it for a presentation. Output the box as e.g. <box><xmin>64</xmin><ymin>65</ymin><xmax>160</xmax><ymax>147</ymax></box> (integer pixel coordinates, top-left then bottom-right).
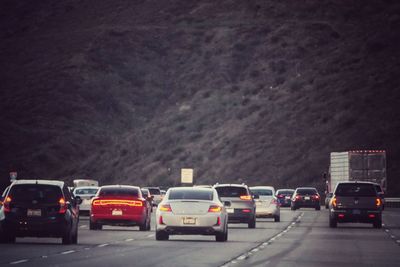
<box><xmin>155</xmin><ymin>187</ymin><xmax>228</xmax><ymax>242</ymax></box>
<box><xmin>250</xmin><ymin>186</ymin><xmax>280</xmax><ymax>222</ymax></box>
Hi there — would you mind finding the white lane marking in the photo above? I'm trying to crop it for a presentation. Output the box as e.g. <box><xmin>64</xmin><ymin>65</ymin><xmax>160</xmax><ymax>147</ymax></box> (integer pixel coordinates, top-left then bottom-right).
<box><xmin>237</xmin><ymin>255</ymin><xmax>247</xmax><ymax>260</ymax></box>
<box><xmin>125</xmin><ymin>238</ymin><xmax>134</xmax><ymax>242</ymax></box>
<box><xmin>84</xmin><ymin>247</ymin><xmax>91</xmax><ymax>250</ymax></box>
<box><xmin>251</xmin><ymin>248</ymin><xmax>259</xmax><ymax>253</ymax></box>
<box><xmin>10</xmin><ymin>259</ymin><xmax>28</xmax><ymax>265</ymax></box>
<box><xmin>277</xmin><ymin>233</ymin><xmax>282</xmax><ymax>238</ymax></box>
<box><xmin>382</xmin><ymin>223</ymin><xmax>385</xmax><ymax>226</ymax></box>
<box><xmin>41</xmin><ymin>256</ymin><xmax>48</xmax><ymax>258</ymax></box>
<box><xmin>61</xmin><ymin>250</ymin><xmax>75</xmax><ymax>255</ymax></box>
<box><xmin>97</xmin><ymin>243</ymin><xmax>109</xmax><ymax>247</ymax></box>
<box><xmin>396</xmin><ymin>240</ymin><xmax>400</xmax><ymax>244</ymax></box>
<box><xmin>385</xmin><ymin>229</ymin><xmax>390</xmax><ymax>232</ymax></box>
<box><xmin>390</xmin><ymin>235</ymin><xmax>396</xmax><ymax>239</ymax></box>
<box><xmin>147</xmin><ymin>234</ymin><xmax>155</xmax><ymax>238</ymax></box>
<box><xmin>79</xmin><ymin>225</ymin><xmax>87</xmax><ymax>228</ymax></box>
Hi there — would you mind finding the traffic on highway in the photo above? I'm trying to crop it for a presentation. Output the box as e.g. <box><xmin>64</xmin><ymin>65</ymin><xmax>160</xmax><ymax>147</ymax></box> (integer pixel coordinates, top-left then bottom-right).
<box><xmin>0</xmin><ymin>177</ymin><xmax>399</xmax><ymax>267</ymax></box>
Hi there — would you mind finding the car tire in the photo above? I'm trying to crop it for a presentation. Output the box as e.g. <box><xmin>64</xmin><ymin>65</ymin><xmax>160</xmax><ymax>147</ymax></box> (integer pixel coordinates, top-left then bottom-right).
<box><xmin>62</xmin><ymin>227</ymin><xmax>73</xmax><ymax>245</ymax></box>
<box><xmin>248</xmin><ymin>217</ymin><xmax>256</xmax><ymax>229</ymax></box>
<box><xmin>72</xmin><ymin>229</ymin><xmax>78</xmax><ymax>244</ymax></box>
<box><xmin>139</xmin><ymin>218</ymin><xmax>149</xmax><ymax>231</ymax></box>
<box><xmin>373</xmin><ymin>217</ymin><xmax>382</xmax><ymax>229</ymax></box>
<box><xmin>156</xmin><ymin>231</ymin><xmax>169</xmax><ymax>241</ymax></box>
<box><xmin>89</xmin><ymin>220</ymin><xmax>99</xmax><ymax>230</ymax></box>
<box><xmin>315</xmin><ymin>205</ymin><xmax>321</xmax><ymax>211</ymax></box>
<box><xmin>274</xmin><ymin>215</ymin><xmax>280</xmax><ymax>222</ymax></box>
<box><xmin>291</xmin><ymin>206</ymin><xmax>296</xmax><ymax>211</ymax></box>
<box><xmin>329</xmin><ymin>217</ymin><xmax>337</xmax><ymax>228</ymax></box>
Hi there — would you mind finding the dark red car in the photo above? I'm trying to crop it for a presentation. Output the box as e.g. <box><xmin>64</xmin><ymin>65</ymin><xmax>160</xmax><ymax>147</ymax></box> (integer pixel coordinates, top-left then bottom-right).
<box><xmin>90</xmin><ymin>185</ymin><xmax>151</xmax><ymax>231</ymax></box>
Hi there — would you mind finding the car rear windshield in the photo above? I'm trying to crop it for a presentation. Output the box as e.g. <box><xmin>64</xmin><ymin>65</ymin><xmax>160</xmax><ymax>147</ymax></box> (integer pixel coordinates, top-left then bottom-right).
<box><xmin>99</xmin><ymin>187</ymin><xmax>139</xmax><ymax>197</ymax></box>
<box><xmin>251</xmin><ymin>189</ymin><xmax>273</xmax><ymax>196</ymax></box>
<box><xmin>169</xmin><ymin>189</ymin><xmax>213</xmax><ymax>200</ymax></box>
<box><xmin>277</xmin><ymin>190</ymin><xmax>294</xmax><ymax>195</ymax></box>
<box><xmin>335</xmin><ymin>184</ymin><xmax>377</xmax><ymax>197</ymax></box>
<box><xmin>74</xmin><ymin>188</ymin><xmax>98</xmax><ymax>195</ymax></box>
<box><xmin>215</xmin><ymin>186</ymin><xmax>248</xmax><ymax>198</ymax></box>
<box><xmin>147</xmin><ymin>188</ymin><xmax>160</xmax><ymax>195</ymax></box>
<box><xmin>9</xmin><ymin>184</ymin><xmax>62</xmax><ymax>204</ymax></box>
<box><xmin>296</xmin><ymin>189</ymin><xmax>318</xmax><ymax>195</ymax></box>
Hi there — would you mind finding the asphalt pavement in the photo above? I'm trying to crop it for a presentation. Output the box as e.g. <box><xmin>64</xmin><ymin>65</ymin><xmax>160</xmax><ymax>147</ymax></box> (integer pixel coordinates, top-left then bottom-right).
<box><xmin>0</xmin><ymin>208</ymin><xmax>399</xmax><ymax>267</ymax></box>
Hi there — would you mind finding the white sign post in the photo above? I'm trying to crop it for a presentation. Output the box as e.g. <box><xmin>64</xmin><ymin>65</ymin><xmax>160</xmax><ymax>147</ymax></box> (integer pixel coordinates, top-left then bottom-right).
<box><xmin>181</xmin><ymin>168</ymin><xmax>194</xmax><ymax>184</ymax></box>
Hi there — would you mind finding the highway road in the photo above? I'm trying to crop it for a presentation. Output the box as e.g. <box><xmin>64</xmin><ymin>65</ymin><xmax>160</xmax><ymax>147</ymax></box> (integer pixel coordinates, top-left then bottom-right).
<box><xmin>0</xmin><ymin>208</ymin><xmax>399</xmax><ymax>267</ymax></box>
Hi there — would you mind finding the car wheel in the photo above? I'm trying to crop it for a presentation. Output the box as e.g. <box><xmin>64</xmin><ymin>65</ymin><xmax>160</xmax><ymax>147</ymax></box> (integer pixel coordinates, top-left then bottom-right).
<box><xmin>373</xmin><ymin>217</ymin><xmax>382</xmax><ymax>228</ymax></box>
<box><xmin>274</xmin><ymin>215</ymin><xmax>280</xmax><ymax>222</ymax></box>
<box><xmin>62</xmin><ymin>227</ymin><xmax>73</xmax><ymax>245</ymax></box>
<box><xmin>291</xmin><ymin>206</ymin><xmax>296</xmax><ymax>210</ymax></box>
<box><xmin>248</xmin><ymin>217</ymin><xmax>256</xmax><ymax>229</ymax></box>
<box><xmin>315</xmin><ymin>205</ymin><xmax>321</xmax><ymax>211</ymax></box>
<box><xmin>329</xmin><ymin>217</ymin><xmax>337</xmax><ymax>228</ymax></box>
<box><xmin>139</xmin><ymin>219</ymin><xmax>148</xmax><ymax>231</ymax></box>
<box><xmin>156</xmin><ymin>231</ymin><xmax>169</xmax><ymax>241</ymax></box>
<box><xmin>89</xmin><ymin>220</ymin><xmax>98</xmax><ymax>230</ymax></box>
<box><xmin>72</xmin><ymin>229</ymin><xmax>78</xmax><ymax>244</ymax></box>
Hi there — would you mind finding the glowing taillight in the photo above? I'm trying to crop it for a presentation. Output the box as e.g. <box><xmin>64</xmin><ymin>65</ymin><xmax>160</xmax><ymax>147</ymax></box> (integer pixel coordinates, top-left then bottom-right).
<box><xmin>331</xmin><ymin>197</ymin><xmax>337</xmax><ymax>208</ymax></box>
<box><xmin>159</xmin><ymin>204</ymin><xmax>172</xmax><ymax>212</ymax></box>
<box><xmin>159</xmin><ymin>215</ymin><xmax>165</xmax><ymax>224</ymax></box>
<box><xmin>376</xmin><ymin>198</ymin><xmax>381</xmax><ymax>207</ymax></box>
<box><xmin>59</xmin><ymin>198</ymin><xmax>67</xmax><ymax>214</ymax></box>
<box><xmin>338</xmin><ymin>214</ymin><xmax>345</xmax><ymax>218</ymax></box>
<box><xmin>216</xmin><ymin>217</ymin><xmax>221</xmax><ymax>226</ymax></box>
<box><xmin>242</xmin><ymin>209</ymin><xmax>251</xmax><ymax>213</ymax></box>
<box><xmin>208</xmin><ymin>205</ymin><xmax>222</xmax><ymax>213</ymax></box>
<box><xmin>368</xmin><ymin>214</ymin><xmax>376</xmax><ymax>218</ymax></box>
<box><xmin>3</xmin><ymin>196</ymin><xmax>12</xmax><ymax>212</ymax></box>
<box><xmin>313</xmin><ymin>195</ymin><xmax>320</xmax><ymax>200</ymax></box>
<box><xmin>92</xmin><ymin>199</ymin><xmax>143</xmax><ymax>207</ymax></box>
<box><xmin>240</xmin><ymin>195</ymin><xmax>252</xmax><ymax>201</ymax></box>
<box><xmin>277</xmin><ymin>194</ymin><xmax>284</xmax><ymax>198</ymax></box>
<box><xmin>295</xmin><ymin>195</ymin><xmax>302</xmax><ymax>201</ymax></box>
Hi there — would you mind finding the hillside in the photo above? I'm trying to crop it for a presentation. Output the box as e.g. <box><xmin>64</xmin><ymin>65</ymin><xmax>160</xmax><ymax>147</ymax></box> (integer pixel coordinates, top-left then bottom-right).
<box><xmin>1</xmin><ymin>0</ymin><xmax>400</xmax><ymax>194</ymax></box>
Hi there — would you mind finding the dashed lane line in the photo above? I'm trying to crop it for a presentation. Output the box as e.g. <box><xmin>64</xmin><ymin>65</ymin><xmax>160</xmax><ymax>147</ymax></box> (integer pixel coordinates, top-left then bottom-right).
<box><xmin>10</xmin><ymin>259</ymin><xmax>29</xmax><ymax>265</ymax></box>
<box><xmin>60</xmin><ymin>250</ymin><xmax>75</xmax><ymax>255</ymax></box>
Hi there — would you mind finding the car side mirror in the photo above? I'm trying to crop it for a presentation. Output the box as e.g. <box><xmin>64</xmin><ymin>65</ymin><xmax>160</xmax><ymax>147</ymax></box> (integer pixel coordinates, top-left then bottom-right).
<box><xmin>253</xmin><ymin>194</ymin><xmax>260</xmax><ymax>199</ymax></box>
<box><xmin>75</xmin><ymin>196</ymin><xmax>83</xmax><ymax>205</ymax></box>
<box><xmin>224</xmin><ymin>201</ymin><xmax>231</xmax><ymax>207</ymax></box>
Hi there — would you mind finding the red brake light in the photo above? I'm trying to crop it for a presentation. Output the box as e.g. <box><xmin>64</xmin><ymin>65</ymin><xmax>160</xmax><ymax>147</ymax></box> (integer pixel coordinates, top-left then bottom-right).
<box><xmin>3</xmin><ymin>196</ymin><xmax>12</xmax><ymax>212</ymax></box>
<box><xmin>314</xmin><ymin>195</ymin><xmax>320</xmax><ymax>200</ymax></box>
<box><xmin>159</xmin><ymin>204</ymin><xmax>172</xmax><ymax>212</ymax></box>
<box><xmin>295</xmin><ymin>195</ymin><xmax>302</xmax><ymax>201</ymax></box>
<box><xmin>240</xmin><ymin>195</ymin><xmax>252</xmax><ymax>201</ymax></box>
<box><xmin>208</xmin><ymin>205</ymin><xmax>222</xmax><ymax>213</ymax></box>
<box><xmin>92</xmin><ymin>199</ymin><xmax>143</xmax><ymax>207</ymax></box>
<box><xmin>277</xmin><ymin>194</ymin><xmax>283</xmax><ymax>198</ymax></box>
<box><xmin>216</xmin><ymin>217</ymin><xmax>221</xmax><ymax>226</ymax></box>
<box><xmin>159</xmin><ymin>215</ymin><xmax>165</xmax><ymax>225</ymax></box>
<box><xmin>338</xmin><ymin>214</ymin><xmax>345</xmax><ymax>218</ymax></box>
<box><xmin>242</xmin><ymin>209</ymin><xmax>251</xmax><ymax>213</ymax></box>
<box><xmin>59</xmin><ymin>198</ymin><xmax>67</xmax><ymax>214</ymax></box>
<box><xmin>368</xmin><ymin>214</ymin><xmax>376</xmax><ymax>218</ymax></box>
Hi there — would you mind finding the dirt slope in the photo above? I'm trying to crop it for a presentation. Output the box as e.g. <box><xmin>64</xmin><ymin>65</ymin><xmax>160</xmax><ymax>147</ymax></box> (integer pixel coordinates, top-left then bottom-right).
<box><xmin>1</xmin><ymin>0</ymin><xmax>399</xmax><ymax>194</ymax></box>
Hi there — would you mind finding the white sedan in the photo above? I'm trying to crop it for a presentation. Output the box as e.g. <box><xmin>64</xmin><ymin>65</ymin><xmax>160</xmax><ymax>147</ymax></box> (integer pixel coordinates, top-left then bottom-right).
<box><xmin>73</xmin><ymin>186</ymin><xmax>99</xmax><ymax>215</ymax></box>
<box><xmin>156</xmin><ymin>187</ymin><xmax>228</xmax><ymax>242</ymax></box>
<box><xmin>250</xmin><ymin>186</ymin><xmax>280</xmax><ymax>222</ymax></box>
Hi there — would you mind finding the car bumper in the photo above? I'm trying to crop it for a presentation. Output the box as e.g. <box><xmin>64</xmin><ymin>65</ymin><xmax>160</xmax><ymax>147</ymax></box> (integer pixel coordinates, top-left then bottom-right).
<box><xmin>91</xmin><ymin>214</ymin><xmax>146</xmax><ymax>226</ymax></box>
<box><xmin>292</xmin><ymin>201</ymin><xmax>319</xmax><ymax>208</ymax></box>
<box><xmin>255</xmin><ymin>206</ymin><xmax>279</xmax><ymax>218</ymax></box>
<box><xmin>3</xmin><ymin>216</ymin><xmax>69</xmax><ymax>237</ymax></box>
<box><xmin>156</xmin><ymin>213</ymin><xmax>225</xmax><ymax>234</ymax></box>
<box><xmin>330</xmin><ymin>209</ymin><xmax>381</xmax><ymax>223</ymax></box>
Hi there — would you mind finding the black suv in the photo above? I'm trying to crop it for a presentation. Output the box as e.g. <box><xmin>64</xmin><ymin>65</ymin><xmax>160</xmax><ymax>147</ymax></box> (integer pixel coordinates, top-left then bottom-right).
<box><xmin>329</xmin><ymin>181</ymin><xmax>383</xmax><ymax>228</ymax></box>
<box><xmin>291</xmin><ymin>187</ymin><xmax>321</xmax><ymax>210</ymax></box>
<box><xmin>214</xmin><ymin>184</ymin><xmax>256</xmax><ymax>228</ymax></box>
<box><xmin>0</xmin><ymin>180</ymin><xmax>81</xmax><ymax>244</ymax></box>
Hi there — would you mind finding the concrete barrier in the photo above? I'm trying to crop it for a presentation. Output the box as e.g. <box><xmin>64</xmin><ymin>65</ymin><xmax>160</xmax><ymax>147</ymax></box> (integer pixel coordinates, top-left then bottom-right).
<box><xmin>385</xmin><ymin>198</ymin><xmax>400</xmax><ymax>208</ymax></box>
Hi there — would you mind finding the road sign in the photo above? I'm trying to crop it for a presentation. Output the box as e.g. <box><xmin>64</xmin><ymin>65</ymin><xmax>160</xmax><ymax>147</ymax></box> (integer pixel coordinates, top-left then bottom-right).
<box><xmin>181</xmin><ymin>168</ymin><xmax>193</xmax><ymax>184</ymax></box>
<box><xmin>9</xmin><ymin>171</ymin><xmax>17</xmax><ymax>182</ymax></box>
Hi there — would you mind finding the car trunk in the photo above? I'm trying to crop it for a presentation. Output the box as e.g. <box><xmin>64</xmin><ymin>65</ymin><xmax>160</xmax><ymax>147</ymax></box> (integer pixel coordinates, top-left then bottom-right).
<box><xmin>169</xmin><ymin>201</ymin><xmax>212</xmax><ymax>215</ymax></box>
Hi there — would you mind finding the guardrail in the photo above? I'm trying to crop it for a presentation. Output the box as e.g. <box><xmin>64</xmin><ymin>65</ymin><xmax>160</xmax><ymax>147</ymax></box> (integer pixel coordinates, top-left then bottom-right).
<box><xmin>385</xmin><ymin>198</ymin><xmax>400</xmax><ymax>208</ymax></box>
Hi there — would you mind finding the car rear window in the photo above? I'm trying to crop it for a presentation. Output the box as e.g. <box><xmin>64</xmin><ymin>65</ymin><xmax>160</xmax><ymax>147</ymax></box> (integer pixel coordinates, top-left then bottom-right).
<box><xmin>250</xmin><ymin>189</ymin><xmax>273</xmax><ymax>196</ymax></box>
<box><xmin>215</xmin><ymin>186</ymin><xmax>248</xmax><ymax>198</ymax></box>
<box><xmin>169</xmin><ymin>189</ymin><xmax>213</xmax><ymax>200</ymax></box>
<box><xmin>335</xmin><ymin>184</ymin><xmax>377</xmax><ymax>197</ymax></box>
<box><xmin>74</xmin><ymin>188</ymin><xmax>98</xmax><ymax>195</ymax></box>
<box><xmin>9</xmin><ymin>184</ymin><xmax>62</xmax><ymax>204</ymax></box>
<box><xmin>277</xmin><ymin>190</ymin><xmax>294</xmax><ymax>195</ymax></box>
<box><xmin>99</xmin><ymin>187</ymin><xmax>139</xmax><ymax>197</ymax></box>
<box><xmin>147</xmin><ymin>188</ymin><xmax>160</xmax><ymax>195</ymax></box>
<box><xmin>296</xmin><ymin>189</ymin><xmax>318</xmax><ymax>195</ymax></box>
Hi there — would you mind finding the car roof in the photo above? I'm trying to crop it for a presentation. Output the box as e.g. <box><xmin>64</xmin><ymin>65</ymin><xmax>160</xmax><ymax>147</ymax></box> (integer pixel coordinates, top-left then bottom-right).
<box><xmin>249</xmin><ymin>186</ymin><xmax>275</xmax><ymax>190</ymax></box>
<box><xmin>276</xmin><ymin>188</ymin><xmax>295</xmax><ymax>191</ymax></box>
<box><xmin>99</xmin><ymin>185</ymin><xmax>140</xmax><ymax>189</ymax></box>
<box><xmin>213</xmin><ymin>184</ymin><xmax>248</xmax><ymax>188</ymax></box>
<box><xmin>11</xmin><ymin>179</ymin><xmax>65</xmax><ymax>188</ymax></box>
<box><xmin>295</xmin><ymin>187</ymin><xmax>317</xmax><ymax>190</ymax></box>
<box><xmin>73</xmin><ymin>186</ymin><xmax>99</xmax><ymax>190</ymax></box>
<box><xmin>336</xmin><ymin>181</ymin><xmax>377</xmax><ymax>185</ymax></box>
<box><xmin>169</xmin><ymin>187</ymin><xmax>214</xmax><ymax>191</ymax></box>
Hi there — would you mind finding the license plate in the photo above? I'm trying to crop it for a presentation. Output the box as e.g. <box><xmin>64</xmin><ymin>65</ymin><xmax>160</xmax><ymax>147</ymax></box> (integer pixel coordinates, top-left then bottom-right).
<box><xmin>112</xmin><ymin>209</ymin><xmax>123</xmax><ymax>216</ymax></box>
<box><xmin>353</xmin><ymin>209</ymin><xmax>361</xmax><ymax>215</ymax></box>
<box><xmin>304</xmin><ymin>196</ymin><xmax>310</xmax><ymax>200</ymax></box>
<box><xmin>285</xmin><ymin>196</ymin><xmax>290</xmax><ymax>199</ymax></box>
<box><xmin>226</xmin><ymin>208</ymin><xmax>234</xmax><ymax>213</ymax></box>
<box><xmin>183</xmin><ymin>217</ymin><xmax>196</xmax><ymax>225</ymax></box>
<box><xmin>27</xmin><ymin>209</ymin><xmax>41</xmax><ymax>217</ymax></box>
